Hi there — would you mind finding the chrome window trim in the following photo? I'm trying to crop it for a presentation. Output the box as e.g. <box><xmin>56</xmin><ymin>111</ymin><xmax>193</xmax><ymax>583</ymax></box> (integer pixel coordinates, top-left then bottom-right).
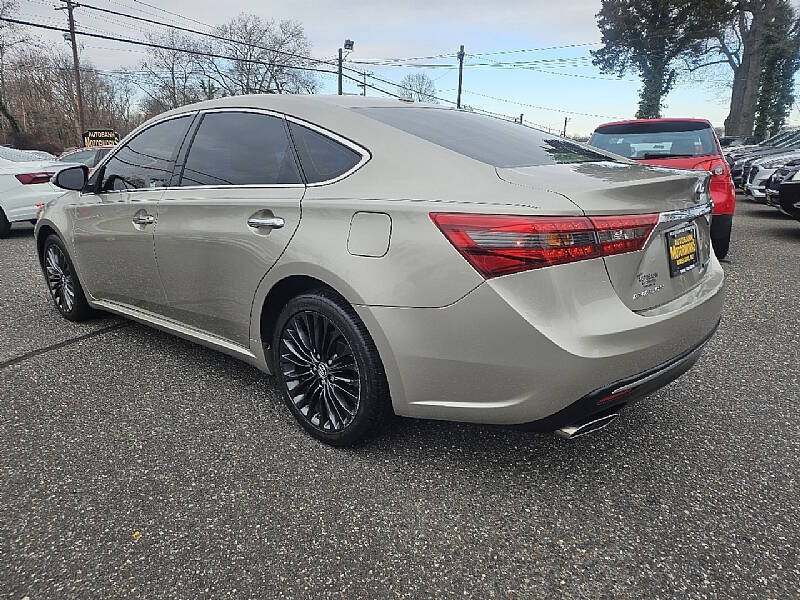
<box><xmin>82</xmin><ymin>105</ymin><xmax>372</xmax><ymax>195</ymax></box>
<box><xmin>83</xmin><ymin>111</ymin><xmax>198</xmax><ymax>197</ymax></box>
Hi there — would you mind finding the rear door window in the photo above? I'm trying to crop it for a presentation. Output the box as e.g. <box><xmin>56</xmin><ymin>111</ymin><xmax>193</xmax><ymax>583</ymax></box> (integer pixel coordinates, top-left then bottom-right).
<box><xmin>100</xmin><ymin>116</ymin><xmax>193</xmax><ymax>191</ymax></box>
<box><xmin>288</xmin><ymin>121</ymin><xmax>362</xmax><ymax>183</ymax></box>
<box><xmin>589</xmin><ymin>122</ymin><xmax>718</xmax><ymax>159</ymax></box>
<box><xmin>180</xmin><ymin>112</ymin><xmax>301</xmax><ymax>186</ymax></box>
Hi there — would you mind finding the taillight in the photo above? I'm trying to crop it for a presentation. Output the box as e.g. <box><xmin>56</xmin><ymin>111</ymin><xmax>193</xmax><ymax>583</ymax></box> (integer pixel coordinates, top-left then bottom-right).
<box><xmin>694</xmin><ymin>159</ymin><xmax>728</xmax><ymax>178</ymax></box>
<box><xmin>430</xmin><ymin>212</ymin><xmax>658</xmax><ymax>279</ymax></box>
<box><xmin>589</xmin><ymin>214</ymin><xmax>658</xmax><ymax>257</ymax></box>
<box><xmin>15</xmin><ymin>172</ymin><xmax>54</xmax><ymax>185</ymax></box>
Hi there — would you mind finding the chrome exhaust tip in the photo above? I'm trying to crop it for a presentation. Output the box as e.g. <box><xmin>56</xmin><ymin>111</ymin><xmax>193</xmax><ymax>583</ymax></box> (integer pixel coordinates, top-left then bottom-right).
<box><xmin>556</xmin><ymin>412</ymin><xmax>620</xmax><ymax>440</ymax></box>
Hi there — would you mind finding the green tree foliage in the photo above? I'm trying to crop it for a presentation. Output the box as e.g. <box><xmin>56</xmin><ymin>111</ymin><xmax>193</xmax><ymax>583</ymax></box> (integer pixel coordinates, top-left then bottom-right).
<box><xmin>592</xmin><ymin>0</ymin><xmax>733</xmax><ymax>118</ymax></box>
<box><xmin>753</xmin><ymin>0</ymin><xmax>800</xmax><ymax>139</ymax></box>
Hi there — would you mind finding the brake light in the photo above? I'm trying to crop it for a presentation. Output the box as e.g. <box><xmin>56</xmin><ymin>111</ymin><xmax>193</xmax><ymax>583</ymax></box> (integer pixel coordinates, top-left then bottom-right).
<box><xmin>430</xmin><ymin>212</ymin><xmax>658</xmax><ymax>279</ymax></box>
<box><xmin>694</xmin><ymin>159</ymin><xmax>728</xmax><ymax>177</ymax></box>
<box><xmin>589</xmin><ymin>214</ymin><xmax>658</xmax><ymax>256</ymax></box>
<box><xmin>15</xmin><ymin>172</ymin><xmax>54</xmax><ymax>185</ymax></box>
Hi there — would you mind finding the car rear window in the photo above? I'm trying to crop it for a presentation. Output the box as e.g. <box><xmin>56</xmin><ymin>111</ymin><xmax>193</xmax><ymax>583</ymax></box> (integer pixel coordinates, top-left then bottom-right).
<box><xmin>589</xmin><ymin>122</ymin><xmax>718</xmax><ymax>159</ymax></box>
<box><xmin>353</xmin><ymin>106</ymin><xmax>609</xmax><ymax>168</ymax></box>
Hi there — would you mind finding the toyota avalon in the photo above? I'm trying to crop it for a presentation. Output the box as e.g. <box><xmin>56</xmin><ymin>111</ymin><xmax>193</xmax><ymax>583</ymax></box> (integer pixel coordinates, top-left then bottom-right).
<box><xmin>35</xmin><ymin>95</ymin><xmax>724</xmax><ymax>445</ymax></box>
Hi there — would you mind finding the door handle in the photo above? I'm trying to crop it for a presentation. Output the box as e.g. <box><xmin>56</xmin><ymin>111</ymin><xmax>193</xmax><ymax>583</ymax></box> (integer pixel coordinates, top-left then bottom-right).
<box><xmin>132</xmin><ymin>214</ymin><xmax>155</xmax><ymax>226</ymax></box>
<box><xmin>247</xmin><ymin>216</ymin><xmax>284</xmax><ymax>230</ymax></box>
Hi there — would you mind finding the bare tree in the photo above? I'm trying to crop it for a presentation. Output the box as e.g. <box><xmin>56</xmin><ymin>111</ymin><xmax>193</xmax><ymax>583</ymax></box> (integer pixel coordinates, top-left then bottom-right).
<box><xmin>5</xmin><ymin>44</ymin><xmax>143</xmax><ymax>150</ymax></box>
<box><xmin>139</xmin><ymin>30</ymin><xmax>201</xmax><ymax>114</ymax></box>
<box><xmin>0</xmin><ymin>0</ymin><xmax>26</xmax><ymax>133</ymax></box>
<box><xmin>193</xmin><ymin>14</ymin><xmax>318</xmax><ymax>97</ymax></box>
<box><xmin>397</xmin><ymin>73</ymin><xmax>439</xmax><ymax>103</ymax></box>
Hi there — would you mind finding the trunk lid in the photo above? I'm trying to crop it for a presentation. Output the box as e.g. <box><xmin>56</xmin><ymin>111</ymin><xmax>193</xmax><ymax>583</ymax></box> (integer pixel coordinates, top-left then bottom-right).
<box><xmin>496</xmin><ymin>161</ymin><xmax>714</xmax><ymax>311</ymax></box>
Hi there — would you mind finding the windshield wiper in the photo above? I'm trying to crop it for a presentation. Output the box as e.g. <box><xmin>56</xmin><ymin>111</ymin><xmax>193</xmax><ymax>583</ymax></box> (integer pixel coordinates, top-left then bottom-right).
<box><xmin>641</xmin><ymin>153</ymin><xmax>695</xmax><ymax>159</ymax></box>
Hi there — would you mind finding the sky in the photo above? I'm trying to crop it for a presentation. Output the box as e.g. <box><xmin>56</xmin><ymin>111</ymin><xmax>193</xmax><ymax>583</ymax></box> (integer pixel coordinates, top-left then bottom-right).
<box><xmin>15</xmin><ymin>0</ymin><xmax>800</xmax><ymax>136</ymax></box>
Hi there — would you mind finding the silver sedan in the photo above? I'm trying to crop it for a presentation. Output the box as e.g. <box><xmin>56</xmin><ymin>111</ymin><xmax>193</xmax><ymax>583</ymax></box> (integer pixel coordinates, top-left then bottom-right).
<box><xmin>36</xmin><ymin>95</ymin><xmax>724</xmax><ymax>445</ymax></box>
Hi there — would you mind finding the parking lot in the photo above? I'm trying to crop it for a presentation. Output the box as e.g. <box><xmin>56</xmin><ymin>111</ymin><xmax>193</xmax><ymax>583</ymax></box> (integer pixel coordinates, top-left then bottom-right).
<box><xmin>0</xmin><ymin>199</ymin><xmax>797</xmax><ymax>598</ymax></box>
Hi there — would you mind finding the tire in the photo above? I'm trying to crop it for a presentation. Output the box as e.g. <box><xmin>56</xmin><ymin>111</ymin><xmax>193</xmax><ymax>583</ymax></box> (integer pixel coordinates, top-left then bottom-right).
<box><xmin>272</xmin><ymin>289</ymin><xmax>391</xmax><ymax>446</ymax></box>
<box><xmin>0</xmin><ymin>209</ymin><xmax>10</xmax><ymax>239</ymax></box>
<box><xmin>41</xmin><ymin>234</ymin><xmax>94</xmax><ymax>321</ymax></box>
<box><xmin>711</xmin><ymin>214</ymin><xmax>732</xmax><ymax>260</ymax></box>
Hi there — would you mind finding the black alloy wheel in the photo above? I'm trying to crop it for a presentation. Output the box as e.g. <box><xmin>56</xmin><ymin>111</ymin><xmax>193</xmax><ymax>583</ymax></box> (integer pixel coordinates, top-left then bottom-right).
<box><xmin>279</xmin><ymin>310</ymin><xmax>361</xmax><ymax>432</ymax></box>
<box><xmin>273</xmin><ymin>290</ymin><xmax>391</xmax><ymax>446</ymax></box>
<box><xmin>45</xmin><ymin>243</ymin><xmax>77</xmax><ymax>314</ymax></box>
<box><xmin>42</xmin><ymin>235</ymin><xmax>93</xmax><ymax>321</ymax></box>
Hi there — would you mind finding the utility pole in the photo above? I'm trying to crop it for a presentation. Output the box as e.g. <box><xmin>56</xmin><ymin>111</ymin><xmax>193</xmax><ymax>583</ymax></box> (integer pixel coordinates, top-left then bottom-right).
<box><xmin>562</xmin><ymin>117</ymin><xmax>569</xmax><ymax>137</ymax></box>
<box><xmin>57</xmin><ymin>0</ymin><xmax>85</xmax><ymax>145</ymax></box>
<box><xmin>337</xmin><ymin>47</ymin><xmax>343</xmax><ymax>95</ymax></box>
<box><xmin>519</xmin><ymin>113</ymin><xmax>524</xmax><ymax>124</ymax></box>
<box><xmin>456</xmin><ymin>44</ymin><xmax>465</xmax><ymax>109</ymax></box>
<box><xmin>361</xmin><ymin>73</ymin><xmax>366</xmax><ymax>96</ymax></box>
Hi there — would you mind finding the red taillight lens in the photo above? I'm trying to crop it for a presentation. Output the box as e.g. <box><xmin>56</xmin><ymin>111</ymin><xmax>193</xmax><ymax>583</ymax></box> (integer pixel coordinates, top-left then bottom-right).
<box><xmin>589</xmin><ymin>213</ymin><xmax>658</xmax><ymax>257</ymax></box>
<box><xmin>431</xmin><ymin>212</ymin><xmax>658</xmax><ymax>279</ymax></box>
<box><xmin>693</xmin><ymin>159</ymin><xmax>728</xmax><ymax>177</ymax></box>
<box><xmin>15</xmin><ymin>172</ymin><xmax>54</xmax><ymax>185</ymax></box>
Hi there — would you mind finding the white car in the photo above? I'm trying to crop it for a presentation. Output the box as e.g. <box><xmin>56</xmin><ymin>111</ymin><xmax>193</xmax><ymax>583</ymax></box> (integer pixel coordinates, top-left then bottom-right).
<box><xmin>0</xmin><ymin>148</ymin><xmax>78</xmax><ymax>238</ymax></box>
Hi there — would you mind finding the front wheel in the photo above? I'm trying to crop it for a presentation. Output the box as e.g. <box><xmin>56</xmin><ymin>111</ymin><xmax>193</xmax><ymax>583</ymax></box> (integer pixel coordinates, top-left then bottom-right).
<box><xmin>711</xmin><ymin>214</ymin><xmax>732</xmax><ymax>260</ymax></box>
<box><xmin>272</xmin><ymin>290</ymin><xmax>391</xmax><ymax>446</ymax></box>
<box><xmin>42</xmin><ymin>234</ymin><xmax>93</xmax><ymax>321</ymax></box>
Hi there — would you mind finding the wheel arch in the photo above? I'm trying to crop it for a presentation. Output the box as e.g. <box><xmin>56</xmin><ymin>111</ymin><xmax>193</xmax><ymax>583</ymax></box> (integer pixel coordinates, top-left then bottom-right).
<box><xmin>35</xmin><ymin>221</ymin><xmax>63</xmax><ymax>265</ymax></box>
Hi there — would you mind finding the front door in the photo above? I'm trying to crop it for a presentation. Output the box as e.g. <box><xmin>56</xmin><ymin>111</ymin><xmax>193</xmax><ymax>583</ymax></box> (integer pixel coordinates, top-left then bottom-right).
<box><xmin>71</xmin><ymin>115</ymin><xmax>195</xmax><ymax>312</ymax></box>
<box><xmin>154</xmin><ymin>110</ymin><xmax>305</xmax><ymax>347</ymax></box>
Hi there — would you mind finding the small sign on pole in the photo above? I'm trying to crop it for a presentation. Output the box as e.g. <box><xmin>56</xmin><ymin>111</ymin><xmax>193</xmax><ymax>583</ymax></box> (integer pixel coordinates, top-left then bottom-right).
<box><xmin>83</xmin><ymin>129</ymin><xmax>119</xmax><ymax>148</ymax></box>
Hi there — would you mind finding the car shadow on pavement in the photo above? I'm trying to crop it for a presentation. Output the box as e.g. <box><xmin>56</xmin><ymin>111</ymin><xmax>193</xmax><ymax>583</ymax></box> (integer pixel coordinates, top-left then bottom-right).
<box><xmin>747</xmin><ymin>208</ymin><xmax>792</xmax><ymax>220</ymax></box>
<box><xmin>772</xmin><ymin>226</ymin><xmax>800</xmax><ymax>241</ymax></box>
<box><xmin>4</xmin><ymin>225</ymin><xmax>35</xmax><ymax>238</ymax></box>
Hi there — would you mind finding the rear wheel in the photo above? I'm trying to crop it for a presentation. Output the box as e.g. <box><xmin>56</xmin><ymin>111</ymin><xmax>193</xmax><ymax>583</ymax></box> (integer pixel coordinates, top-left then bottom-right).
<box><xmin>272</xmin><ymin>290</ymin><xmax>391</xmax><ymax>446</ymax></box>
<box><xmin>0</xmin><ymin>209</ymin><xmax>10</xmax><ymax>238</ymax></box>
<box><xmin>711</xmin><ymin>214</ymin><xmax>732</xmax><ymax>259</ymax></box>
<box><xmin>42</xmin><ymin>234</ymin><xmax>93</xmax><ymax>321</ymax></box>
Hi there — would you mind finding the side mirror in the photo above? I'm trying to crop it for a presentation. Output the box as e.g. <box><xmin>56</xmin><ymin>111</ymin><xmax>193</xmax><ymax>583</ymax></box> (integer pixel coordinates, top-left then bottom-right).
<box><xmin>52</xmin><ymin>165</ymin><xmax>88</xmax><ymax>191</ymax></box>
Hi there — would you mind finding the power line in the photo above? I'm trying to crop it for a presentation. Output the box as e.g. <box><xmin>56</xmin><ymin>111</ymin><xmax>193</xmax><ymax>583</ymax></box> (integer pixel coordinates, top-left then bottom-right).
<box><xmin>130</xmin><ymin>0</ymin><xmax>214</xmax><ymax>31</ymax></box>
<box><xmin>0</xmin><ymin>16</ymin><xmax>415</xmax><ymax>100</ymax></box>
<box><xmin>455</xmin><ymin>88</ymin><xmax>624</xmax><ymax>119</ymax></box>
<box><xmin>73</xmin><ymin>2</ymin><xmax>342</xmax><ymax>70</ymax></box>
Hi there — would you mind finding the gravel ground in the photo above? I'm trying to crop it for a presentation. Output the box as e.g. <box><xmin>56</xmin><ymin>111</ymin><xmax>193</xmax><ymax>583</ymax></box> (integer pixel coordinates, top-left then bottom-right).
<box><xmin>1</xmin><ymin>200</ymin><xmax>798</xmax><ymax>599</ymax></box>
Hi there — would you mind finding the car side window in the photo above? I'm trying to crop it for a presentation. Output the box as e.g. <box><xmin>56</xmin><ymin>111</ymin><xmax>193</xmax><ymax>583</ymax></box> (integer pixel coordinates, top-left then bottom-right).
<box><xmin>288</xmin><ymin>121</ymin><xmax>362</xmax><ymax>183</ymax></box>
<box><xmin>60</xmin><ymin>150</ymin><xmax>95</xmax><ymax>166</ymax></box>
<box><xmin>179</xmin><ymin>112</ymin><xmax>301</xmax><ymax>186</ymax></box>
<box><xmin>100</xmin><ymin>116</ymin><xmax>192</xmax><ymax>192</ymax></box>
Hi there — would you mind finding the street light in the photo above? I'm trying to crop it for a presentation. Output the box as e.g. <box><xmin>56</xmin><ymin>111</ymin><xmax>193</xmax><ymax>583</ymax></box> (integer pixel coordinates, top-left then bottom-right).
<box><xmin>338</xmin><ymin>39</ymin><xmax>355</xmax><ymax>95</ymax></box>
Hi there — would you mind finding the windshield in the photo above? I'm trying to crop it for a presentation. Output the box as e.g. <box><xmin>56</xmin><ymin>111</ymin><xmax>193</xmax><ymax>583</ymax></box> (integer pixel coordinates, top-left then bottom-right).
<box><xmin>354</xmin><ymin>106</ymin><xmax>611</xmax><ymax>168</ymax></box>
<box><xmin>589</xmin><ymin>121</ymin><xmax>718</xmax><ymax>160</ymax></box>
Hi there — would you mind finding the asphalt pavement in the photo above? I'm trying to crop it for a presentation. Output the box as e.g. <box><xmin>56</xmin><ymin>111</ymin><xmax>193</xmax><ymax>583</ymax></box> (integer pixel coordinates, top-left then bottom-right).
<box><xmin>1</xmin><ymin>199</ymin><xmax>798</xmax><ymax>599</ymax></box>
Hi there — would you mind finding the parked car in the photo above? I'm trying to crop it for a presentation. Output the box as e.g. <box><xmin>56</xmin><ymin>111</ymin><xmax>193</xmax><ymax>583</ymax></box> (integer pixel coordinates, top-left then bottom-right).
<box><xmin>730</xmin><ymin>130</ymin><xmax>800</xmax><ymax>187</ymax></box>
<box><xmin>778</xmin><ymin>177</ymin><xmax>800</xmax><ymax>221</ymax></box>
<box><xmin>36</xmin><ymin>96</ymin><xmax>724</xmax><ymax>445</ymax></box>
<box><xmin>719</xmin><ymin>135</ymin><xmax>757</xmax><ymax>148</ymax></box>
<box><xmin>588</xmin><ymin>118</ymin><xmax>736</xmax><ymax>258</ymax></box>
<box><xmin>57</xmin><ymin>146</ymin><xmax>114</xmax><ymax>172</ymax></box>
<box><xmin>0</xmin><ymin>152</ymin><xmax>78</xmax><ymax>238</ymax></box>
<box><xmin>764</xmin><ymin>161</ymin><xmax>800</xmax><ymax>206</ymax></box>
<box><xmin>744</xmin><ymin>150</ymin><xmax>800</xmax><ymax>202</ymax></box>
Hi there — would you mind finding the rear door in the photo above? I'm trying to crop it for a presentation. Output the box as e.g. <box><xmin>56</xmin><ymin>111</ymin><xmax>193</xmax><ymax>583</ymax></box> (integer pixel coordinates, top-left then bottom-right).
<box><xmin>154</xmin><ymin>109</ymin><xmax>305</xmax><ymax>347</ymax></box>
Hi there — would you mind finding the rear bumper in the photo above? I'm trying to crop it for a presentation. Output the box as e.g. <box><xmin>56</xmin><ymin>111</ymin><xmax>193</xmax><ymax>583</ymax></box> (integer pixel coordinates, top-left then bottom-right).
<box><xmin>356</xmin><ymin>255</ymin><xmax>725</xmax><ymax>426</ymax></box>
<box><xmin>517</xmin><ymin>320</ymin><xmax>719</xmax><ymax>431</ymax></box>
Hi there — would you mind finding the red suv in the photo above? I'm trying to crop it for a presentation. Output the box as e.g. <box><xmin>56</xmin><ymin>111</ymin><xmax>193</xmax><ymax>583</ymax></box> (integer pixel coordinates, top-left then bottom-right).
<box><xmin>589</xmin><ymin>118</ymin><xmax>736</xmax><ymax>259</ymax></box>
